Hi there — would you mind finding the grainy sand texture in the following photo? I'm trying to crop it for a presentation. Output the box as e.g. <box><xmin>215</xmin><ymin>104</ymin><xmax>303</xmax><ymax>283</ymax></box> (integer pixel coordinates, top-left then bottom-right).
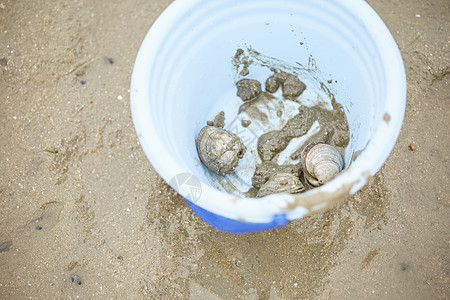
<box><xmin>0</xmin><ymin>0</ymin><xmax>448</xmax><ymax>299</ymax></box>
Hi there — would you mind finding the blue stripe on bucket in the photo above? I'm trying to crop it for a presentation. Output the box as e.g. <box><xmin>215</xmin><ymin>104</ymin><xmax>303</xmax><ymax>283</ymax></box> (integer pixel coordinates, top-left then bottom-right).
<box><xmin>184</xmin><ymin>199</ymin><xmax>289</xmax><ymax>233</ymax></box>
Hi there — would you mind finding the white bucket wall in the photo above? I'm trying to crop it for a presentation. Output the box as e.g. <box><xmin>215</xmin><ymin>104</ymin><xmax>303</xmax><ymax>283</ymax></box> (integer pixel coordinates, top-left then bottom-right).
<box><xmin>131</xmin><ymin>0</ymin><xmax>406</xmax><ymax>223</ymax></box>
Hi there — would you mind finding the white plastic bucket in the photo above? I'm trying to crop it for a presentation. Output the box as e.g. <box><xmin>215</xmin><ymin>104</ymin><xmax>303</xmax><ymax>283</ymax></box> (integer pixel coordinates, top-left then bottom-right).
<box><xmin>131</xmin><ymin>0</ymin><xmax>406</xmax><ymax>227</ymax></box>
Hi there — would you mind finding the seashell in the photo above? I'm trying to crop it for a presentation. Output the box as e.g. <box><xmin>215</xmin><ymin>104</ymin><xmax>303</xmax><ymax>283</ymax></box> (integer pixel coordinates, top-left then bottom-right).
<box><xmin>301</xmin><ymin>142</ymin><xmax>344</xmax><ymax>187</ymax></box>
<box><xmin>252</xmin><ymin>161</ymin><xmax>301</xmax><ymax>189</ymax></box>
<box><xmin>196</xmin><ymin>126</ymin><xmax>247</xmax><ymax>175</ymax></box>
<box><xmin>257</xmin><ymin>172</ymin><xmax>305</xmax><ymax>197</ymax></box>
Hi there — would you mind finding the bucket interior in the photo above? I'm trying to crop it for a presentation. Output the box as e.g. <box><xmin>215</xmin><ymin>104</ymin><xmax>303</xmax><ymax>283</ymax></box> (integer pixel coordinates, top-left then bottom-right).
<box><xmin>144</xmin><ymin>0</ymin><xmax>386</xmax><ymax>195</ymax></box>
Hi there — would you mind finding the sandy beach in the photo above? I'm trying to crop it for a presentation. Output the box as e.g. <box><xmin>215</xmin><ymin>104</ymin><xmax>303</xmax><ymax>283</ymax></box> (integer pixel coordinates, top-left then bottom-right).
<box><xmin>0</xmin><ymin>0</ymin><xmax>448</xmax><ymax>298</ymax></box>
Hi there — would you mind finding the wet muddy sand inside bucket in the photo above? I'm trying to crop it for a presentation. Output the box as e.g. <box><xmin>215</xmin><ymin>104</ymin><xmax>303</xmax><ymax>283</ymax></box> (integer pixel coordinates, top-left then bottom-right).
<box><xmin>196</xmin><ymin>48</ymin><xmax>350</xmax><ymax>197</ymax></box>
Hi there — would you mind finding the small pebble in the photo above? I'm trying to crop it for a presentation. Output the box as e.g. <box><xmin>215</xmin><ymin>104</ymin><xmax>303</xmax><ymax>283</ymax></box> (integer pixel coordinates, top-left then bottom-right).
<box><xmin>44</xmin><ymin>147</ymin><xmax>59</xmax><ymax>154</ymax></box>
<box><xmin>117</xmin><ymin>95</ymin><xmax>123</xmax><ymax>100</ymax></box>
<box><xmin>408</xmin><ymin>143</ymin><xmax>417</xmax><ymax>151</ymax></box>
<box><xmin>240</xmin><ymin>67</ymin><xmax>249</xmax><ymax>76</ymax></box>
<box><xmin>241</xmin><ymin>119</ymin><xmax>251</xmax><ymax>127</ymax></box>
<box><xmin>107</xmin><ymin>58</ymin><xmax>114</xmax><ymax>64</ymax></box>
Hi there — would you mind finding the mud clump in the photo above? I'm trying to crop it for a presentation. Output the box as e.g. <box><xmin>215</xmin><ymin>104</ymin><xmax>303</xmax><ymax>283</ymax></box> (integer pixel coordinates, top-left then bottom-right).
<box><xmin>236</xmin><ymin>79</ymin><xmax>262</xmax><ymax>101</ymax></box>
<box><xmin>256</xmin><ymin>105</ymin><xmax>349</xmax><ymax>163</ymax></box>
<box><xmin>265</xmin><ymin>71</ymin><xmax>306</xmax><ymax>97</ymax></box>
<box><xmin>257</xmin><ymin>131</ymin><xmax>291</xmax><ymax>162</ymax></box>
<box><xmin>234</xmin><ymin>48</ymin><xmax>244</xmax><ymax>58</ymax></box>
<box><xmin>282</xmin><ymin>106</ymin><xmax>316</xmax><ymax>137</ymax></box>
<box><xmin>206</xmin><ymin>111</ymin><xmax>225</xmax><ymax>128</ymax></box>
<box><xmin>233</xmin><ymin>48</ymin><xmax>253</xmax><ymax>77</ymax></box>
<box><xmin>240</xmin><ymin>67</ymin><xmax>249</xmax><ymax>76</ymax></box>
<box><xmin>241</xmin><ymin>119</ymin><xmax>251</xmax><ymax>127</ymax></box>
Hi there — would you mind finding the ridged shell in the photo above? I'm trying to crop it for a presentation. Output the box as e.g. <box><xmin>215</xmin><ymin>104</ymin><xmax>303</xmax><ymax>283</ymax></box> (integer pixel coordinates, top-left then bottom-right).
<box><xmin>196</xmin><ymin>126</ymin><xmax>247</xmax><ymax>175</ymax></box>
<box><xmin>301</xmin><ymin>142</ymin><xmax>344</xmax><ymax>187</ymax></box>
<box><xmin>257</xmin><ymin>172</ymin><xmax>305</xmax><ymax>197</ymax></box>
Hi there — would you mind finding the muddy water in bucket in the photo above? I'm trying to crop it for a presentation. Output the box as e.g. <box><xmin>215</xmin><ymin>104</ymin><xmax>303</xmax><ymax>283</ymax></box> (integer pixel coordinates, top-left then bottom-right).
<box><xmin>202</xmin><ymin>48</ymin><xmax>350</xmax><ymax>198</ymax></box>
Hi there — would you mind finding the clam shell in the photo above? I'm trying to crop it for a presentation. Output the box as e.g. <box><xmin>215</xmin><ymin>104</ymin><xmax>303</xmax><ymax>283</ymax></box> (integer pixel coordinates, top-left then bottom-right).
<box><xmin>257</xmin><ymin>172</ymin><xmax>305</xmax><ymax>197</ymax></box>
<box><xmin>196</xmin><ymin>126</ymin><xmax>247</xmax><ymax>175</ymax></box>
<box><xmin>301</xmin><ymin>142</ymin><xmax>343</xmax><ymax>186</ymax></box>
<box><xmin>252</xmin><ymin>162</ymin><xmax>301</xmax><ymax>189</ymax></box>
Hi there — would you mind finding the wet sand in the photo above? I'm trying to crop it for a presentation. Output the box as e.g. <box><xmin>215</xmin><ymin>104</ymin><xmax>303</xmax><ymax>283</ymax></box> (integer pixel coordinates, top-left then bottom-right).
<box><xmin>0</xmin><ymin>0</ymin><xmax>448</xmax><ymax>299</ymax></box>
